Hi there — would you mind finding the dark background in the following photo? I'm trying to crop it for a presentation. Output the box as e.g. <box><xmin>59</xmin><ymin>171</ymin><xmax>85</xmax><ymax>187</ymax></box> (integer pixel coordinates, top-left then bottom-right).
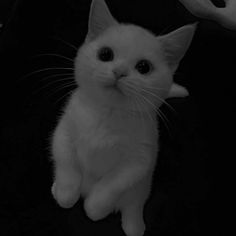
<box><xmin>0</xmin><ymin>0</ymin><xmax>233</xmax><ymax>235</ymax></box>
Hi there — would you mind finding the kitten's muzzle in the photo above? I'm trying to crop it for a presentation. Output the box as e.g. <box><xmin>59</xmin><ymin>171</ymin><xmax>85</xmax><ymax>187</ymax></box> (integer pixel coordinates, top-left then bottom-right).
<box><xmin>104</xmin><ymin>74</ymin><xmax>125</xmax><ymax>95</ymax></box>
<box><xmin>103</xmin><ymin>66</ymin><xmax>129</xmax><ymax>94</ymax></box>
<box><xmin>112</xmin><ymin>66</ymin><xmax>129</xmax><ymax>81</ymax></box>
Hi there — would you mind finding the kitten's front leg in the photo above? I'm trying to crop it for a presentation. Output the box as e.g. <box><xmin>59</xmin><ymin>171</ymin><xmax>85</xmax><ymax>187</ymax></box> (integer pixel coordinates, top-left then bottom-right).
<box><xmin>85</xmin><ymin>155</ymin><xmax>152</xmax><ymax>221</ymax></box>
<box><xmin>51</xmin><ymin>122</ymin><xmax>81</xmax><ymax>208</ymax></box>
<box><xmin>121</xmin><ymin>203</ymin><xmax>146</xmax><ymax>236</ymax></box>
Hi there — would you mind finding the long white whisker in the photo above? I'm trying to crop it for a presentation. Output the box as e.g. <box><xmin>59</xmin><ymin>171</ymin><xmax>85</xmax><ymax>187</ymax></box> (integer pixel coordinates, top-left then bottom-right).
<box><xmin>37</xmin><ymin>73</ymin><xmax>74</xmax><ymax>83</ymax></box>
<box><xmin>130</xmin><ymin>94</ymin><xmax>150</xmax><ymax>125</ymax></box>
<box><xmin>156</xmin><ymin>107</ymin><xmax>172</xmax><ymax>137</ymax></box>
<box><xmin>139</xmin><ymin>96</ymin><xmax>156</xmax><ymax>125</ymax></box>
<box><xmin>124</xmin><ymin>82</ymin><xmax>156</xmax><ymax>125</ymax></box>
<box><xmin>20</xmin><ymin>67</ymin><xmax>74</xmax><ymax>80</ymax></box>
<box><xmin>141</xmin><ymin>94</ymin><xmax>171</xmax><ymax>134</ymax></box>
<box><xmin>135</xmin><ymin>93</ymin><xmax>158</xmax><ymax>124</ymax></box>
<box><xmin>134</xmin><ymin>97</ymin><xmax>146</xmax><ymax>126</ymax></box>
<box><xmin>52</xmin><ymin>37</ymin><xmax>78</xmax><ymax>51</ymax></box>
<box><xmin>124</xmin><ymin>86</ymin><xmax>146</xmax><ymax>126</ymax></box>
<box><xmin>143</xmin><ymin>86</ymin><xmax>169</xmax><ymax>91</ymax></box>
<box><xmin>143</xmin><ymin>95</ymin><xmax>171</xmax><ymax>136</ymax></box>
<box><xmin>47</xmin><ymin>82</ymin><xmax>76</xmax><ymax>100</ymax></box>
<box><xmin>33</xmin><ymin>77</ymin><xmax>75</xmax><ymax>94</ymax></box>
<box><xmin>33</xmin><ymin>53</ymin><xmax>74</xmax><ymax>63</ymax></box>
<box><xmin>37</xmin><ymin>82</ymin><xmax>75</xmax><ymax>104</ymax></box>
<box><xmin>54</xmin><ymin>90</ymin><xmax>74</xmax><ymax>105</ymax></box>
<box><xmin>141</xmin><ymin>87</ymin><xmax>177</xmax><ymax>114</ymax></box>
<box><xmin>124</xmin><ymin>81</ymin><xmax>172</xmax><ymax>135</ymax></box>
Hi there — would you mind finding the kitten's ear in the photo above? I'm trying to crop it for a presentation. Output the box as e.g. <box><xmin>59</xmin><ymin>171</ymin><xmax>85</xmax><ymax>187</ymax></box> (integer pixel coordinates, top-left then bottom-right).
<box><xmin>86</xmin><ymin>0</ymin><xmax>119</xmax><ymax>42</ymax></box>
<box><xmin>158</xmin><ymin>23</ymin><xmax>197</xmax><ymax>72</ymax></box>
<box><xmin>168</xmin><ymin>83</ymin><xmax>189</xmax><ymax>98</ymax></box>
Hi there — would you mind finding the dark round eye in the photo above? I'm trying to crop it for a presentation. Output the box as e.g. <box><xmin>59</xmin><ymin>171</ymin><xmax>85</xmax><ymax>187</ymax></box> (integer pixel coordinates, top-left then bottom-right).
<box><xmin>97</xmin><ymin>47</ymin><xmax>114</xmax><ymax>62</ymax></box>
<box><xmin>135</xmin><ymin>59</ymin><xmax>153</xmax><ymax>75</ymax></box>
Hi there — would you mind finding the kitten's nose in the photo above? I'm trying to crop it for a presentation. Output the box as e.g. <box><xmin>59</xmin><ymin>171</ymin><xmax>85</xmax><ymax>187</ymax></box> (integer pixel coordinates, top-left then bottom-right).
<box><xmin>112</xmin><ymin>66</ymin><xmax>129</xmax><ymax>80</ymax></box>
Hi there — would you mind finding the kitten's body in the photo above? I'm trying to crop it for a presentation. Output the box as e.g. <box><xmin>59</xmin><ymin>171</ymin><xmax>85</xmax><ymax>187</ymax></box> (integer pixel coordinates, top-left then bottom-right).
<box><xmin>51</xmin><ymin>1</ymin><xmax>196</xmax><ymax>235</ymax></box>
<box><xmin>57</xmin><ymin>89</ymin><xmax>157</xmax><ymax>198</ymax></box>
<box><xmin>52</xmin><ymin>89</ymin><xmax>157</xmax><ymax>235</ymax></box>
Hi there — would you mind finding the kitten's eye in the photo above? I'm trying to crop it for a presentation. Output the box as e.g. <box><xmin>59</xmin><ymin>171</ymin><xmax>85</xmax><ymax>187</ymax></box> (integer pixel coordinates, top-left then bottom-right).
<box><xmin>135</xmin><ymin>59</ymin><xmax>153</xmax><ymax>75</ymax></box>
<box><xmin>97</xmin><ymin>47</ymin><xmax>114</xmax><ymax>62</ymax></box>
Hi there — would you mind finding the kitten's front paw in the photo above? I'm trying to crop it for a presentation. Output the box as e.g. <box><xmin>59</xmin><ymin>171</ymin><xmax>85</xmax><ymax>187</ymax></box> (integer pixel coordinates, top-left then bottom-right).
<box><xmin>84</xmin><ymin>187</ymin><xmax>115</xmax><ymax>221</ymax></box>
<box><xmin>122</xmin><ymin>218</ymin><xmax>145</xmax><ymax>236</ymax></box>
<box><xmin>52</xmin><ymin>182</ymin><xmax>80</xmax><ymax>208</ymax></box>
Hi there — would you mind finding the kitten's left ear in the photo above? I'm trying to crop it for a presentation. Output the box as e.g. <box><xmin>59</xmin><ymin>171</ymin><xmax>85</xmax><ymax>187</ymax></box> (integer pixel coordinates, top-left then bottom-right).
<box><xmin>158</xmin><ymin>23</ymin><xmax>197</xmax><ymax>72</ymax></box>
<box><xmin>168</xmin><ymin>83</ymin><xmax>189</xmax><ymax>98</ymax></box>
<box><xmin>86</xmin><ymin>0</ymin><xmax>119</xmax><ymax>42</ymax></box>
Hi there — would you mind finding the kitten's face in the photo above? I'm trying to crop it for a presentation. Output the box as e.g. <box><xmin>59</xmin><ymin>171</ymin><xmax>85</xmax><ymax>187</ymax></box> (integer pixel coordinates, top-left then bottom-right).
<box><xmin>75</xmin><ymin>25</ymin><xmax>172</xmax><ymax>110</ymax></box>
<box><xmin>74</xmin><ymin>0</ymin><xmax>195</xmax><ymax>113</ymax></box>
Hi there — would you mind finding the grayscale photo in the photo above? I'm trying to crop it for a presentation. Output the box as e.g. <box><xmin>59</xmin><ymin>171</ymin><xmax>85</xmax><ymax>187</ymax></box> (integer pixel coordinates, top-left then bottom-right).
<box><xmin>0</xmin><ymin>0</ymin><xmax>233</xmax><ymax>235</ymax></box>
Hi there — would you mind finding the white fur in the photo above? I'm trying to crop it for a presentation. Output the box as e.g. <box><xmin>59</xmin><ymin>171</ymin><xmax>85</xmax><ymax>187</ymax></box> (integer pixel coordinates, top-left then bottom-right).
<box><xmin>51</xmin><ymin>1</ymin><xmax>196</xmax><ymax>236</ymax></box>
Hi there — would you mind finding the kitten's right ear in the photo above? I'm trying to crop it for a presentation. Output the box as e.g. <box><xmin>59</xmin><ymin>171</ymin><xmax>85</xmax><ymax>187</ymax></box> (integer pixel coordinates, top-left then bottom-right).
<box><xmin>86</xmin><ymin>0</ymin><xmax>119</xmax><ymax>42</ymax></box>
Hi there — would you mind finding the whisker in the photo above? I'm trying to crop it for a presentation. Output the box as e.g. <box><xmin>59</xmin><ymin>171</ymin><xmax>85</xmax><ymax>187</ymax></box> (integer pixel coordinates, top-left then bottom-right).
<box><xmin>51</xmin><ymin>82</ymin><xmax>76</xmax><ymax>94</ymax></box>
<box><xmin>133</xmin><ymin>97</ymin><xmax>148</xmax><ymax>126</ymax></box>
<box><xmin>142</xmin><ymin>86</ymin><xmax>169</xmax><ymax>91</ymax></box>
<box><xmin>128</xmin><ymin>83</ymin><xmax>169</xmax><ymax>92</ymax></box>
<box><xmin>33</xmin><ymin>77</ymin><xmax>75</xmax><ymax>94</ymax></box>
<box><xmin>52</xmin><ymin>36</ymin><xmax>78</xmax><ymax>51</ymax></box>
<box><xmin>33</xmin><ymin>53</ymin><xmax>74</xmax><ymax>63</ymax></box>
<box><xmin>20</xmin><ymin>67</ymin><xmax>74</xmax><ymax>80</ymax></box>
<box><xmin>138</xmin><ymin>96</ymin><xmax>156</xmax><ymax>125</ymax></box>
<box><xmin>136</xmin><ymin>93</ymin><xmax>158</xmax><ymax>124</ymax></box>
<box><xmin>141</xmin><ymin>87</ymin><xmax>177</xmax><ymax>115</ymax></box>
<box><xmin>124</xmin><ymin>83</ymin><xmax>156</xmax><ymax>124</ymax></box>
<box><xmin>124</xmin><ymin>81</ymin><xmax>172</xmax><ymax>136</ymax></box>
<box><xmin>34</xmin><ymin>81</ymin><xmax>75</xmax><ymax>105</ymax></box>
<box><xmin>156</xmin><ymin>107</ymin><xmax>172</xmax><ymax>137</ymax></box>
<box><xmin>54</xmin><ymin>90</ymin><xmax>74</xmax><ymax>105</ymax></box>
<box><xmin>37</xmin><ymin>73</ymin><xmax>74</xmax><ymax>83</ymax></box>
<box><xmin>45</xmin><ymin>82</ymin><xmax>76</xmax><ymax>102</ymax></box>
<box><xmin>123</xmin><ymin>86</ymin><xmax>146</xmax><ymax>125</ymax></box>
<box><xmin>142</xmin><ymin>95</ymin><xmax>172</xmax><ymax>137</ymax></box>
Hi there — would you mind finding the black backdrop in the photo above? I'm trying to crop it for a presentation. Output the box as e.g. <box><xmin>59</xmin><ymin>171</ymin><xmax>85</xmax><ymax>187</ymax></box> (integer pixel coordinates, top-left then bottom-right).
<box><xmin>0</xmin><ymin>0</ymin><xmax>233</xmax><ymax>235</ymax></box>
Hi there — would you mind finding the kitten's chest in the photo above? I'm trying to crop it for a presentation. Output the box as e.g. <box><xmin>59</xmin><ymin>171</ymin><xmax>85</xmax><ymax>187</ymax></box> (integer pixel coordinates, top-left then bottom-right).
<box><xmin>72</xmin><ymin>111</ymin><xmax>143</xmax><ymax>173</ymax></box>
<box><xmin>73</xmin><ymin>124</ymin><xmax>126</xmax><ymax>191</ymax></box>
<box><xmin>66</xmin><ymin>95</ymin><xmax>157</xmax><ymax>178</ymax></box>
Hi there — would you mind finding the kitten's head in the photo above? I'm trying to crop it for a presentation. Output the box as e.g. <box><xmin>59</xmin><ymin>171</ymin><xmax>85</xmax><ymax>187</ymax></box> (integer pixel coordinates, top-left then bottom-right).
<box><xmin>75</xmin><ymin>0</ymin><xmax>196</xmax><ymax>113</ymax></box>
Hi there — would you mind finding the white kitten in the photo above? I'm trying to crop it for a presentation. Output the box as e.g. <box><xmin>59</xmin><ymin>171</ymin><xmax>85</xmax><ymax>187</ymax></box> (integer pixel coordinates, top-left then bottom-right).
<box><xmin>51</xmin><ymin>0</ymin><xmax>196</xmax><ymax>235</ymax></box>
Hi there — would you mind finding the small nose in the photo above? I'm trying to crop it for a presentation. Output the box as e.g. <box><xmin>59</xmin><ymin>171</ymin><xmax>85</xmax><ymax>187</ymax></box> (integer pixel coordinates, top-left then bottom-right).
<box><xmin>112</xmin><ymin>66</ymin><xmax>129</xmax><ymax>80</ymax></box>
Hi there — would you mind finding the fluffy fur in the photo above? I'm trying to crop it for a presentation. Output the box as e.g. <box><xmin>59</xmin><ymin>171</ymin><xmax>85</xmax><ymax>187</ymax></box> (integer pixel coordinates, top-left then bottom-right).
<box><xmin>51</xmin><ymin>0</ymin><xmax>196</xmax><ymax>235</ymax></box>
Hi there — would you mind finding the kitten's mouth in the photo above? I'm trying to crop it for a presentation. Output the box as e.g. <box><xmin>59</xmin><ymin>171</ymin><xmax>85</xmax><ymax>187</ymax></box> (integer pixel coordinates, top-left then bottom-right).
<box><xmin>104</xmin><ymin>82</ymin><xmax>124</xmax><ymax>95</ymax></box>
